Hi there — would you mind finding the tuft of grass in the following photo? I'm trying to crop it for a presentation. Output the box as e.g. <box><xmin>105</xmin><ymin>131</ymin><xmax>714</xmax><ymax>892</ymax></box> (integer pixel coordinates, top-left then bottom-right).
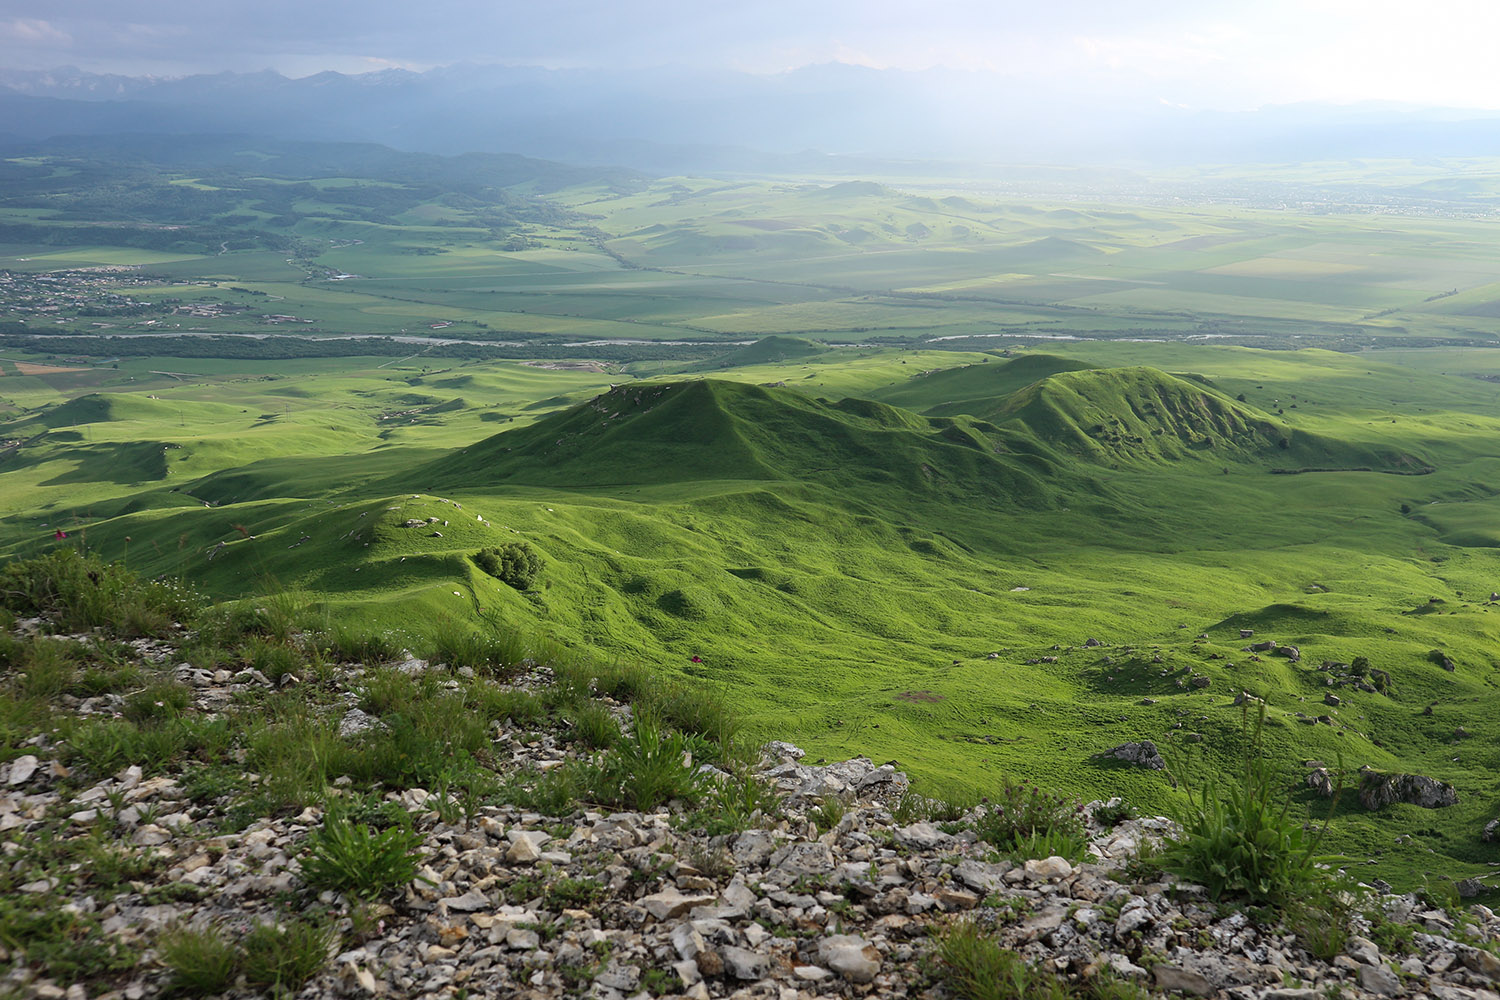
<box><xmin>427</xmin><ymin>617</ymin><xmax>528</xmax><ymax>676</ymax></box>
<box><xmin>685</xmin><ymin>766</ymin><xmax>784</xmax><ymax>835</ymax></box>
<box><xmin>319</xmin><ymin>622</ymin><xmax>404</xmax><ymax>664</ymax></box>
<box><xmin>809</xmin><ymin>794</ymin><xmax>848</xmax><ymax>835</ymax></box>
<box><xmin>298</xmin><ymin>807</ymin><xmax>427</xmax><ymax>899</ymax></box>
<box><xmin>580</xmin><ymin>714</ymin><xmax>704</xmax><ymax>811</ymax></box>
<box><xmin>158</xmin><ymin>924</ymin><xmax>240</xmax><ymax>996</ymax></box>
<box><xmin>240</xmin><ymin>918</ymin><xmax>335</xmax><ymax>994</ymax></box>
<box><xmin>498</xmin><ymin>765</ymin><xmax>584</xmax><ymax>817</ymax></box>
<box><xmin>0</xmin><ymin>548</ymin><xmax>198</xmax><ymax>638</ymax></box>
<box><xmin>893</xmin><ymin>787</ymin><xmax>978</xmax><ymax>825</ymax></box>
<box><xmin>565</xmin><ymin>701</ymin><xmax>620</xmax><ymax>749</ymax></box>
<box><xmin>936</xmin><ymin>921</ymin><xmax>1146</xmax><ymax>1000</ymax></box>
<box><xmin>122</xmin><ymin>680</ymin><xmax>192</xmax><ymax>726</ymax></box>
<box><xmin>544</xmin><ymin>876</ymin><xmax>609</xmax><ymax>911</ymax></box>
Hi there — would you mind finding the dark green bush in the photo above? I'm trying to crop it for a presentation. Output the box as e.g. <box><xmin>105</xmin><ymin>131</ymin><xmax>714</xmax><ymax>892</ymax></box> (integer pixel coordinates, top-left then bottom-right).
<box><xmin>474</xmin><ymin>542</ymin><xmax>544</xmax><ymax>590</ymax></box>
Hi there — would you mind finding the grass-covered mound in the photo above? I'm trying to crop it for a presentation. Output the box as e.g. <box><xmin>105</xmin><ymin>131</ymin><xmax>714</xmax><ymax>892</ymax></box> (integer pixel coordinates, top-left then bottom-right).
<box><xmin>421</xmin><ymin>378</ymin><xmax>1064</xmax><ymax>505</ymax></box>
<box><xmin>692</xmin><ymin>335</ymin><xmax>829</xmax><ymax>371</ymax></box>
<box><xmin>991</xmin><ymin>366</ymin><xmax>1426</xmax><ymax>470</ymax></box>
<box><xmin>870</xmin><ymin>353</ymin><xmax>1098</xmax><ymax>416</ymax></box>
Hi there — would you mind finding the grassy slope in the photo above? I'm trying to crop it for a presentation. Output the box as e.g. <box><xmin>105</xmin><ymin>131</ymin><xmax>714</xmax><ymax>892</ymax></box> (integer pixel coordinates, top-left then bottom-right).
<box><xmin>1</xmin><ymin>340</ymin><xmax>1498</xmax><ymax>893</ymax></box>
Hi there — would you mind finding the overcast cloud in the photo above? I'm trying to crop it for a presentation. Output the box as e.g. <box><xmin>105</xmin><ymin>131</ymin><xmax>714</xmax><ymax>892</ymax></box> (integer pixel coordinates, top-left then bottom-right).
<box><xmin>2</xmin><ymin>0</ymin><xmax>1498</xmax><ymax>110</ymax></box>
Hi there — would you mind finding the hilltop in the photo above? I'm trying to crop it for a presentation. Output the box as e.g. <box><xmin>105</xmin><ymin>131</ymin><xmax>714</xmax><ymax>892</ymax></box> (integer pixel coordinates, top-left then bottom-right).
<box><xmin>422</xmin><ymin>379</ymin><xmax>1063</xmax><ymax>505</ymax></box>
<box><xmin>990</xmin><ymin>366</ymin><xmax>1427</xmax><ymax>470</ymax></box>
<box><xmin>869</xmin><ymin>353</ymin><xmax>1098</xmax><ymax>415</ymax></box>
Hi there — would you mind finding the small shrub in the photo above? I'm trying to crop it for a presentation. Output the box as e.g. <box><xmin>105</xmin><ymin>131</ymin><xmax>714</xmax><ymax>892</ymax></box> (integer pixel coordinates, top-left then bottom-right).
<box><xmin>1160</xmin><ymin>708</ymin><xmax>1338</xmax><ymax>907</ymax></box>
<box><xmin>240</xmin><ymin>918</ymin><xmax>334</xmax><ymax>993</ymax></box>
<box><xmin>474</xmin><ymin>542</ymin><xmax>544</xmax><ymax>590</ymax></box>
<box><xmin>299</xmin><ymin>808</ymin><xmax>426</xmax><ymax>899</ymax></box>
<box><xmin>158</xmin><ymin>924</ymin><xmax>240</xmax><ymax>996</ymax></box>
<box><xmin>973</xmin><ymin>781</ymin><xmax>1088</xmax><ymax>861</ymax></box>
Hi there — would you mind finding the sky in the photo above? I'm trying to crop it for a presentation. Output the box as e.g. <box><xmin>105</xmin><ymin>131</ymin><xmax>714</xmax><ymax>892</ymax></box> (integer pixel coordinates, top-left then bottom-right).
<box><xmin>3</xmin><ymin>0</ymin><xmax>1500</xmax><ymax>111</ymax></box>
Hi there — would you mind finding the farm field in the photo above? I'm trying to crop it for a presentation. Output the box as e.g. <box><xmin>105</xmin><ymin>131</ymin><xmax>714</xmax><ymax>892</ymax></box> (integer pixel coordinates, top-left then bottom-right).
<box><xmin>9</xmin><ymin>140</ymin><xmax>1500</xmax><ymax>352</ymax></box>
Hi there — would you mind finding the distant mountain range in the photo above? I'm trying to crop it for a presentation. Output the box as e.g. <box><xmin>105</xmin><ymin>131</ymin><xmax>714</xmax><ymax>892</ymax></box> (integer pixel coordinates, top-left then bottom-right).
<box><xmin>4</xmin><ymin>64</ymin><xmax>1500</xmax><ymax>172</ymax></box>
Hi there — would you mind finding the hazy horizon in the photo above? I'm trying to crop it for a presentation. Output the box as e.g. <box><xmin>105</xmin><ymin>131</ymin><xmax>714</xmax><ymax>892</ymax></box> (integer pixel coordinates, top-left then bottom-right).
<box><xmin>5</xmin><ymin>1</ymin><xmax>1500</xmax><ymax>113</ymax></box>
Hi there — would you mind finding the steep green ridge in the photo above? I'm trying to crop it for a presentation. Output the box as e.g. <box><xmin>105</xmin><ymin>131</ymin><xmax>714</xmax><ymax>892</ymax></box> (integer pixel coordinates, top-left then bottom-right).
<box><xmin>422</xmin><ymin>378</ymin><xmax>1063</xmax><ymax>505</ymax></box>
<box><xmin>870</xmin><ymin>353</ymin><xmax>1098</xmax><ymax>415</ymax></box>
<box><xmin>993</xmin><ymin>366</ymin><xmax>1427</xmax><ymax>470</ymax></box>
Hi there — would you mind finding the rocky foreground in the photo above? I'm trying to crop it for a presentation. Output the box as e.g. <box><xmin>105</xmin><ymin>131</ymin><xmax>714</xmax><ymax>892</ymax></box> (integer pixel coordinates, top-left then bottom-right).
<box><xmin>2</xmin><ymin>623</ymin><xmax>1499</xmax><ymax>1000</ymax></box>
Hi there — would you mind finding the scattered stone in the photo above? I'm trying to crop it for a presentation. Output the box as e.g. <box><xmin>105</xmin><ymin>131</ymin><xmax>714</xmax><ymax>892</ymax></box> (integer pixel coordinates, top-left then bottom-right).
<box><xmin>640</xmin><ymin>887</ymin><xmax>716</xmax><ymax>920</ymax></box>
<box><xmin>1102</xmin><ymin>740</ymin><xmax>1166</xmax><ymax>770</ymax></box>
<box><xmin>720</xmin><ymin>946</ymin><xmax>769</xmax><ymax>980</ymax></box>
<box><xmin>1306</xmin><ymin>767</ymin><xmax>1336</xmax><ymax>798</ymax></box>
<box><xmin>338</xmin><ymin>708</ymin><xmax>381</xmax><ymax>738</ymax></box>
<box><xmin>1022</xmin><ymin>856</ymin><xmax>1073</xmax><ymax>880</ymax></box>
<box><xmin>1152</xmin><ymin>964</ymin><xmax>1215</xmax><ymax>996</ymax></box>
<box><xmin>1357</xmin><ymin>964</ymin><xmax>1401</xmax><ymax>996</ymax></box>
<box><xmin>819</xmin><ymin>934</ymin><xmax>881</xmax><ymax>983</ymax></box>
<box><xmin>5</xmin><ymin>754</ymin><xmax>39</xmax><ymax>786</ymax></box>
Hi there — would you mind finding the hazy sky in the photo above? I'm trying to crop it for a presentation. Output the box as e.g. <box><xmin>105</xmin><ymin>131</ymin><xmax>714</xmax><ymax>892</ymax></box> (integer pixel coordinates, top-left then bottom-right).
<box><xmin>3</xmin><ymin>0</ymin><xmax>1499</xmax><ymax>110</ymax></box>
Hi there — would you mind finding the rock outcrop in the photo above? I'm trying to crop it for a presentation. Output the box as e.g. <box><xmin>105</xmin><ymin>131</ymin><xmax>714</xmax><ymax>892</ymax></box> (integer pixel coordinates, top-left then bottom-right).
<box><xmin>1359</xmin><ymin>771</ymin><xmax>1460</xmax><ymax>810</ymax></box>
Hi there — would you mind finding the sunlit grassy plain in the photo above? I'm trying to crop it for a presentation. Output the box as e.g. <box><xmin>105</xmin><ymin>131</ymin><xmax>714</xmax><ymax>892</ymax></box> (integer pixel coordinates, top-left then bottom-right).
<box><xmin>3</xmin><ymin>158</ymin><xmax>1500</xmax><ymax>892</ymax></box>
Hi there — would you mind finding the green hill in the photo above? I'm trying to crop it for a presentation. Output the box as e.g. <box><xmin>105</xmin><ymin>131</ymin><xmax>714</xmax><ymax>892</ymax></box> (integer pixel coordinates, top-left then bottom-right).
<box><xmin>691</xmin><ymin>335</ymin><xmax>829</xmax><ymax>371</ymax></box>
<box><xmin>421</xmin><ymin>378</ymin><xmax>1062</xmax><ymax>505</ymax></box>
<box><xmin>871</xmin><ymin>353</ymin><xmax>1098</xmax><ymax>415</ymax></box>
<box><xmin>991</xmin><ymin>366</ymin><xmax>1427</xmax><ymax>470</ymax></box>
